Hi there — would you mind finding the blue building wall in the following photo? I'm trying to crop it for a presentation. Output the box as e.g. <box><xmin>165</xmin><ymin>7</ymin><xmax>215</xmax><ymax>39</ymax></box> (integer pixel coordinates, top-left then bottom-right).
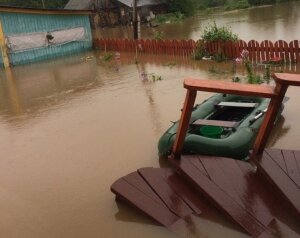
<box><xmin>0</xmin><ymin>12</ymin><xmax>92</xmax><ymax>66</ymax></box>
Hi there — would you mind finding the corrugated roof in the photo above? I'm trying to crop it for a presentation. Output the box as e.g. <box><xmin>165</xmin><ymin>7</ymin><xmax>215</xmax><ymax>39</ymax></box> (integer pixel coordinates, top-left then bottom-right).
<box><xmin>117</xmin><ymin>0</ymin><xmax>166</xmax><ymax>7</ymax></box>
<box><xmin>64</xmin><ymin>0</ymin><xmax>94</xmax><ymax>10</ymax></box>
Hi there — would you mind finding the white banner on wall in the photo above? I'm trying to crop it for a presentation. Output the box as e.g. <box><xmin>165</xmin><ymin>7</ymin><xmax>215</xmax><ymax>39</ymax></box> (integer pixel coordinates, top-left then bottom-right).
<box><xmin>50</xmin><ymin>27</ymin><xmax>86</xmax><ymax>45</ymax></box>
<box><xmin>7</xmin><ymin>32</ymin><xmax>47</xmax><ymax>52</ymax></box>
<box><xmin>6</xmin><ymin>26</ymin><xmax>86</xmax><ymax>53</ymax></box>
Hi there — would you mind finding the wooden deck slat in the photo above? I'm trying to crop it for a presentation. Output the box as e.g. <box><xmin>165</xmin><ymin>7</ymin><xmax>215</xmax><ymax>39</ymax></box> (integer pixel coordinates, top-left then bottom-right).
<box><xmin>198</xmin><ymin>156</ymin><xmax>245</xmax><ymax>206</ymax></box>
<box><xmin>166</xmin><ymin>172</ymin><xmax>206</xmax><ymax>214</ymax></box>
<box><xmin>123</xmin><ymin>172</ymin><xmax>163</xmax><ymax>205</ymax></box>
<box><xmin>111</xmin><ymin>173</ymin><xmax>179</xmax><ymax>227</ymax></box>
<box><xmin>229</xmin><ymin>160</ymin><xmax>275</xmax><ymax>225</ymax></box>
<box><xmin>184</xmin><ymin>155</ymin><xmax>210</xmax><ymax>179</ymax></box>
<box><xmin>193</xmin><ymin>156</ymin><xmax>274</xmax><ymax>228</ymax></box>
<box><xmin>257</xmin><ymin>149</ymin><xmax>300</xmax><ymax>218</ymax></box>
<box><xmin>293</xmin><ymin>150</ymin><xmax>300</xmax><ymax>174</ymax></box>
<box><xmin>282</xmin><ymin>150</ymin><xmax>300</xmax><ymax>187</ymax></box>
<box><xmin>265</xmin><ymin>149</ymin><xmax>287</xmax><ymax>173</ymax></box>
<box><xmin>138</xmin><ymin>168</ymin><xmax>195</xmax><ymax>218</ymax></box>
<box><xmin>169</xmin><ymin>156</ymin><xmax>268</xmax><ymax>237</ymax></box>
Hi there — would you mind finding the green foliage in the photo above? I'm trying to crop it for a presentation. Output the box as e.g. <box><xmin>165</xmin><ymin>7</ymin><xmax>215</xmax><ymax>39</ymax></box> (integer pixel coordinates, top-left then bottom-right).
<box><xmin>199</xmin><ymin>22</ymin><xmax>238</xmax><ymax>62</ymax></box>
<box><xmin>102</xmin><ymin>52</ymin><xmax>113</xmax><ymax>62</ymax></box>
<box><xmin>153</xmin><ymin>30</ymin><xmax>164</xmax><ymax>40</ymax></box>
<box><xmin>0</xmin><ymin>0</ymin><xmax>69</xmax><ymax>9</ymax></box>
<box><xmin>248</xmin><ymin>0</ymin><xmax>276</xmax><ymax>5</ymax></box>
<box><xmin>192</xmin><ymin>41</ymin><xmax>207</xmax><ymax>60</ymax></box>
<box><xmin>225</xmin><ymin>0</ymin><xmax>250</xmax><ymax>10</ymax></box>
<box><xmin>202</xmin><ymin>22</ymin><xmax>239</xmax><ymax>42</ymax></box>
<box><xmin>167</xmin><ymin>0</ymin><xmax>199</xmax><ymax>16</ymax></box>
<box><xmin>199</xmin><ymin>0</ymin><xmax>226</xmax><ymax>9</ymax></box>
<box><xmin>151</xmin><ymin>74</ymin><xmax>163</xmax><ymax>82</ymax></box>
<box><xmin>244</xmin><ymin>61</ymin><xmax>263</xmax><ymax>84</ymax></box>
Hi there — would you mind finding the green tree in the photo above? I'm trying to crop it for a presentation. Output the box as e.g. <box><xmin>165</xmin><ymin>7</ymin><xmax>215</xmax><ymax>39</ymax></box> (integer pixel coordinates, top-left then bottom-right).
<box><xmin>0</xmin><ymin>0</ymin><xmax>69</xmax><ymax>9</ymax></box>
<box><xmin>168</xmin><ymin>0</ymin><xmax>199</xmax><ymax>16</ymax></box>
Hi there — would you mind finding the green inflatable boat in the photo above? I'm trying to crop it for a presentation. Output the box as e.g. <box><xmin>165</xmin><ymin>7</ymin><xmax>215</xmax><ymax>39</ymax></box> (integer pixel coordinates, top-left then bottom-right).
<box><xmin>158</xmin><ymin>94</ymin><xmax>283</xmax><ymax>160</ymax></box>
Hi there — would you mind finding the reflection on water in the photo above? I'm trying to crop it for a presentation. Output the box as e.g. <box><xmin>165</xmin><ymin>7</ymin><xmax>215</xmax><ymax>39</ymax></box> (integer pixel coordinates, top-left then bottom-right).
<box><xmin>98</xmin><ymin>2</ymin><xmax>300</xmax><ymax>42</ymax></box>
<box><xmin>0</xmin><ymin>50</ymin><xmax>300</xmax><ymax>238</ymax></box>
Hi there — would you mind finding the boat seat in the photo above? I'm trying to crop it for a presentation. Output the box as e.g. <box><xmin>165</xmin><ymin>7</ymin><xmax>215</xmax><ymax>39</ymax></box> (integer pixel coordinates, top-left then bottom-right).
<box><xmin>192</xmin><ymin>119</ymin><xmax>238</xmax><ymax>128</ymax></box>
<box><xmin>216</xmin><ymin>102</ymin><xmax>258</xmax><ymax>108</ymax></box>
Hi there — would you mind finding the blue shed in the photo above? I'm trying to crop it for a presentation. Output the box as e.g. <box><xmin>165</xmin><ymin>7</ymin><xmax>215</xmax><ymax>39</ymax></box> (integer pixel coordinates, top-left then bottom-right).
<box><xmin>0</xmin><ymin>6</ymin><xmax>93</xmax><ymax>66</ymax></box>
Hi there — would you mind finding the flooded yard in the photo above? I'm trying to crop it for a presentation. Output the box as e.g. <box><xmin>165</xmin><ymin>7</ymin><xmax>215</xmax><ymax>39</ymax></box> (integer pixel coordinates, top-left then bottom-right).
<box><xmin>98</xmin><ymin>1</ymin><xmax>300</xmax><ymax>42</ymax></box>
<box><xmin>0</xmin><ymin>49</ymin><xmax>300</xmax><ymax>238</ymax></box>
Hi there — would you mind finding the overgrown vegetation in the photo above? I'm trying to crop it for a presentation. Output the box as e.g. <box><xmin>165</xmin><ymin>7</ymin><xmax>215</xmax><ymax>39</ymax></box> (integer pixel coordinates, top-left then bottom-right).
<box><xmin>167</xmin><ymin>0</ymin><xmax>199</xmax><ymax>16</ymax></box>
<box><xmin>224</xmin><ymin>0</ymin><xmax>250</xmax><ymax>10</ymax></box>
<box><xmin>202</xmin><ymin>22</ymin><xmax>238</xmax><ymax>42</ymax></box>
<box><xmin>193</xmin><ymin>22</ymin><xmax>238</xmax><ymax>61</ymax></box>
<box><xmin>153</xmin><ymin>30</ymin><xmax>164</xmax><ymax>40</ymax></box>
<box><xmin>102</xmin><ymin>52</ymin><xmax>113</xmax><ymax>62</ymax></box>
<box><xmin>232</xmin><ymin>49</ymin><xmax>272</xmax><ymax>84</ymax></box>
<box><xmin>0</xmin><ymin>0</ymin><xmax>69</xmax><ymax>9</ymax></box>
<box><xmin>167</xmin><ymin>0</ymin><xmax>299</xmax><ymax>17</ymax></box>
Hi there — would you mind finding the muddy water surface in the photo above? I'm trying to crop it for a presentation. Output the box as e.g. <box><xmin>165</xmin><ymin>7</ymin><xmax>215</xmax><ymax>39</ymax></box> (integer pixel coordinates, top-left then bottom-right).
<box><xmin>0</xmin><ymin>51</ymin><xmax>299</xmax><ymax>238</ymax></box>
<box><xmin>98</xmin><ymin>1</ymin><xmax>300</xmax><ymax>42</ymax></box>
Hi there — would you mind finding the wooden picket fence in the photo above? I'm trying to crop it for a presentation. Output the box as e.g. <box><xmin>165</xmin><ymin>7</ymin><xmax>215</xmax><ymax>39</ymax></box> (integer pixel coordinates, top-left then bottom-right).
<box><xmin>94</xmin><ymin>38</ymin><xmax>300</xmax><ymax>64</ymax></box>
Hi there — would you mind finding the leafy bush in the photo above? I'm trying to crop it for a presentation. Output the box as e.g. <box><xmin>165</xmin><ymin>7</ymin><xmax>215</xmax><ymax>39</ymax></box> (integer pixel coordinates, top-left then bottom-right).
<box><xmin>202</xmin><ymin>22</ymin><xmax>238</xmax><ymax>42</ymax></box>
<box><xmin>225</xmin><ymin>0</ymin><xmax>250</xmax><ymax>10</ymax></box>
<box><xmin>192</xmin><ymin>41</ymin><xmax>207</xmax><ymax>60</ymax></box>
<box><xmin>153</xmin><ymin>30</ymin><xmax>164</xmax><ymax>40</ymax></box>
<box><xmin>168</xmin><ymin>0</ymin><xmax>199</xmax><ymax>16</ymax></box>
<box><xmin>102</xmin><ymin>52</ymin><xmax>113</xmax><ymax>61</ymax></box>
<box><xmin>195</xmin><ymin>22</ymin><xmax>238</xmax><ymax>61</ymax></box>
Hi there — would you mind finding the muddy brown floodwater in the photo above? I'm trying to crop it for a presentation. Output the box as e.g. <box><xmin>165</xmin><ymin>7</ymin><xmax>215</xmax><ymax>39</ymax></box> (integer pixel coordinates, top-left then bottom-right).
<box><xmin>0</xmin><ymin>49</ymin><xmax>300</xmax><ymax>238</ymax></box>
<box><xmin>98</xmin><ymin>2</ymin><xmax>300</xmax><ymax>42</ymax></box>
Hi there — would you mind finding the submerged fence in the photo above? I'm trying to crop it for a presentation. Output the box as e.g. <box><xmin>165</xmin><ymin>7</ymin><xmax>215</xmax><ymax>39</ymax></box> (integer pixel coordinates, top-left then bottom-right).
<box><xmin>94</xmin><ymin>38</ymin><xmax>300</xmax><ymax>64</ymax></box>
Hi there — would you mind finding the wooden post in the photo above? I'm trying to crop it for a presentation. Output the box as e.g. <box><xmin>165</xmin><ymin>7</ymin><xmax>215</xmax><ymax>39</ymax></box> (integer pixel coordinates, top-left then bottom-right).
<box><xmin>5</xmin><ymin>67</ymin><xmax>22</xmax><ymax>115</ymax></box>
<box><xmin>133</xmin><ymin>0</ymin><xmax>138</xmax><ymax>40</ymax></box>
<box><xmin>171</xmin><ymin>89</ymin><xmax>197</xmax><ymax>159</ymax></box>
<box><xmin>0</xmin><ymin>20</ymin><xmax>10</xmax><ymax>68</ymax></box>
<box><xmin>252</xmin><ymin>73</ymin><xmax>300</xmax><ymax>157</ymax></box>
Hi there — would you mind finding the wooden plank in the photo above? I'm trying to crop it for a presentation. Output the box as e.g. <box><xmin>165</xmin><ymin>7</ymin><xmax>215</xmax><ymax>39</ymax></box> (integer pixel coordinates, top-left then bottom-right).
<box><xmin>192</xmin><ymin>119</ymin><xmax>238</xmax><ymax>128</ymax></box>
<box><xmin>138</xmin><ymin>168</ymin><xmax>195</xmax><ymax>218</ymax></box>
<box><xmin>217</xmin><ymin>102</ymin><xmax>258</xmax><ymax>108</ymax></box>
<box><xmin>123</xmin><ymin>172</ymin><xmax>163</xmax><ymax>205</ymax></box>
<box><xmin>169</xmin><ymin>156</ymin><xmax>268</xmax><ymax>237</ymax></box>
<box><xmin>252</xmin><ymin>80</ymin><xmax>288</xmax><ymax>156</ymax></box>
<box><xmin>294</xmin><ymin>150</ymin><xmax>300</xmax><ymax>175</ymax></box>
<box><xmin>185</xmin><ymin>155</ymin><xmax>211</xmax><ymax>179</ymax></box>
<box><xmin>265</xmin><ymin>149</ymin><xmax>287</xmax><ymax>173</ymax></box>
<box><xmin>111</xmin><ymin>172</ymin><xmax>179</xmax><ymax>227</ymax></box>
<box><xmin>198</xmin><ymin>156</ymin><xmax>244</xmax><ymax>206</ymax></box>
<box><xmin>274</xmin><ymin>73</ymin><xmax>300</xmax><ymax>86</ymax></box>
<box><xmin>172</xmin><ymin>89</ymin><xmax>197</xmax><ymax>158</ymax></box>
<box><xmin>256</xmin><ymin>150</ymin><xmax>300</xmax><ymax>219</ymax></box>
<box><xmin>200</xmin><ymin>156</ymin><xmax>274</xmax><ymax>228</ymax></box>
<box><xmin>184</xmin><ymin>78</ymin><xmax>275</xmax><ymax>98</ymax></box>
<box><xmin>282</xmin><ymin>150</ymin><xmax>300</xmax><ymax>188</ymax></box>
<box><xmin>166</xmin><ymin>171</ymin><xmax>207</xmax><ymax>214</ymax></box>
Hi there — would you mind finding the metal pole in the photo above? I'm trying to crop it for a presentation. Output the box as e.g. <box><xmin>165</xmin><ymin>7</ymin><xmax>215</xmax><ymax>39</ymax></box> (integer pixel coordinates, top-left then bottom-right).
<box><xmin>41</xmin><ymin>0</ymin><xmax>45</xmax><ymax>8</ymax></box>
<box><xmin>133</xmin><ymin>0</ymin><xmax>138</xmax><ymax>39</ymax></box>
